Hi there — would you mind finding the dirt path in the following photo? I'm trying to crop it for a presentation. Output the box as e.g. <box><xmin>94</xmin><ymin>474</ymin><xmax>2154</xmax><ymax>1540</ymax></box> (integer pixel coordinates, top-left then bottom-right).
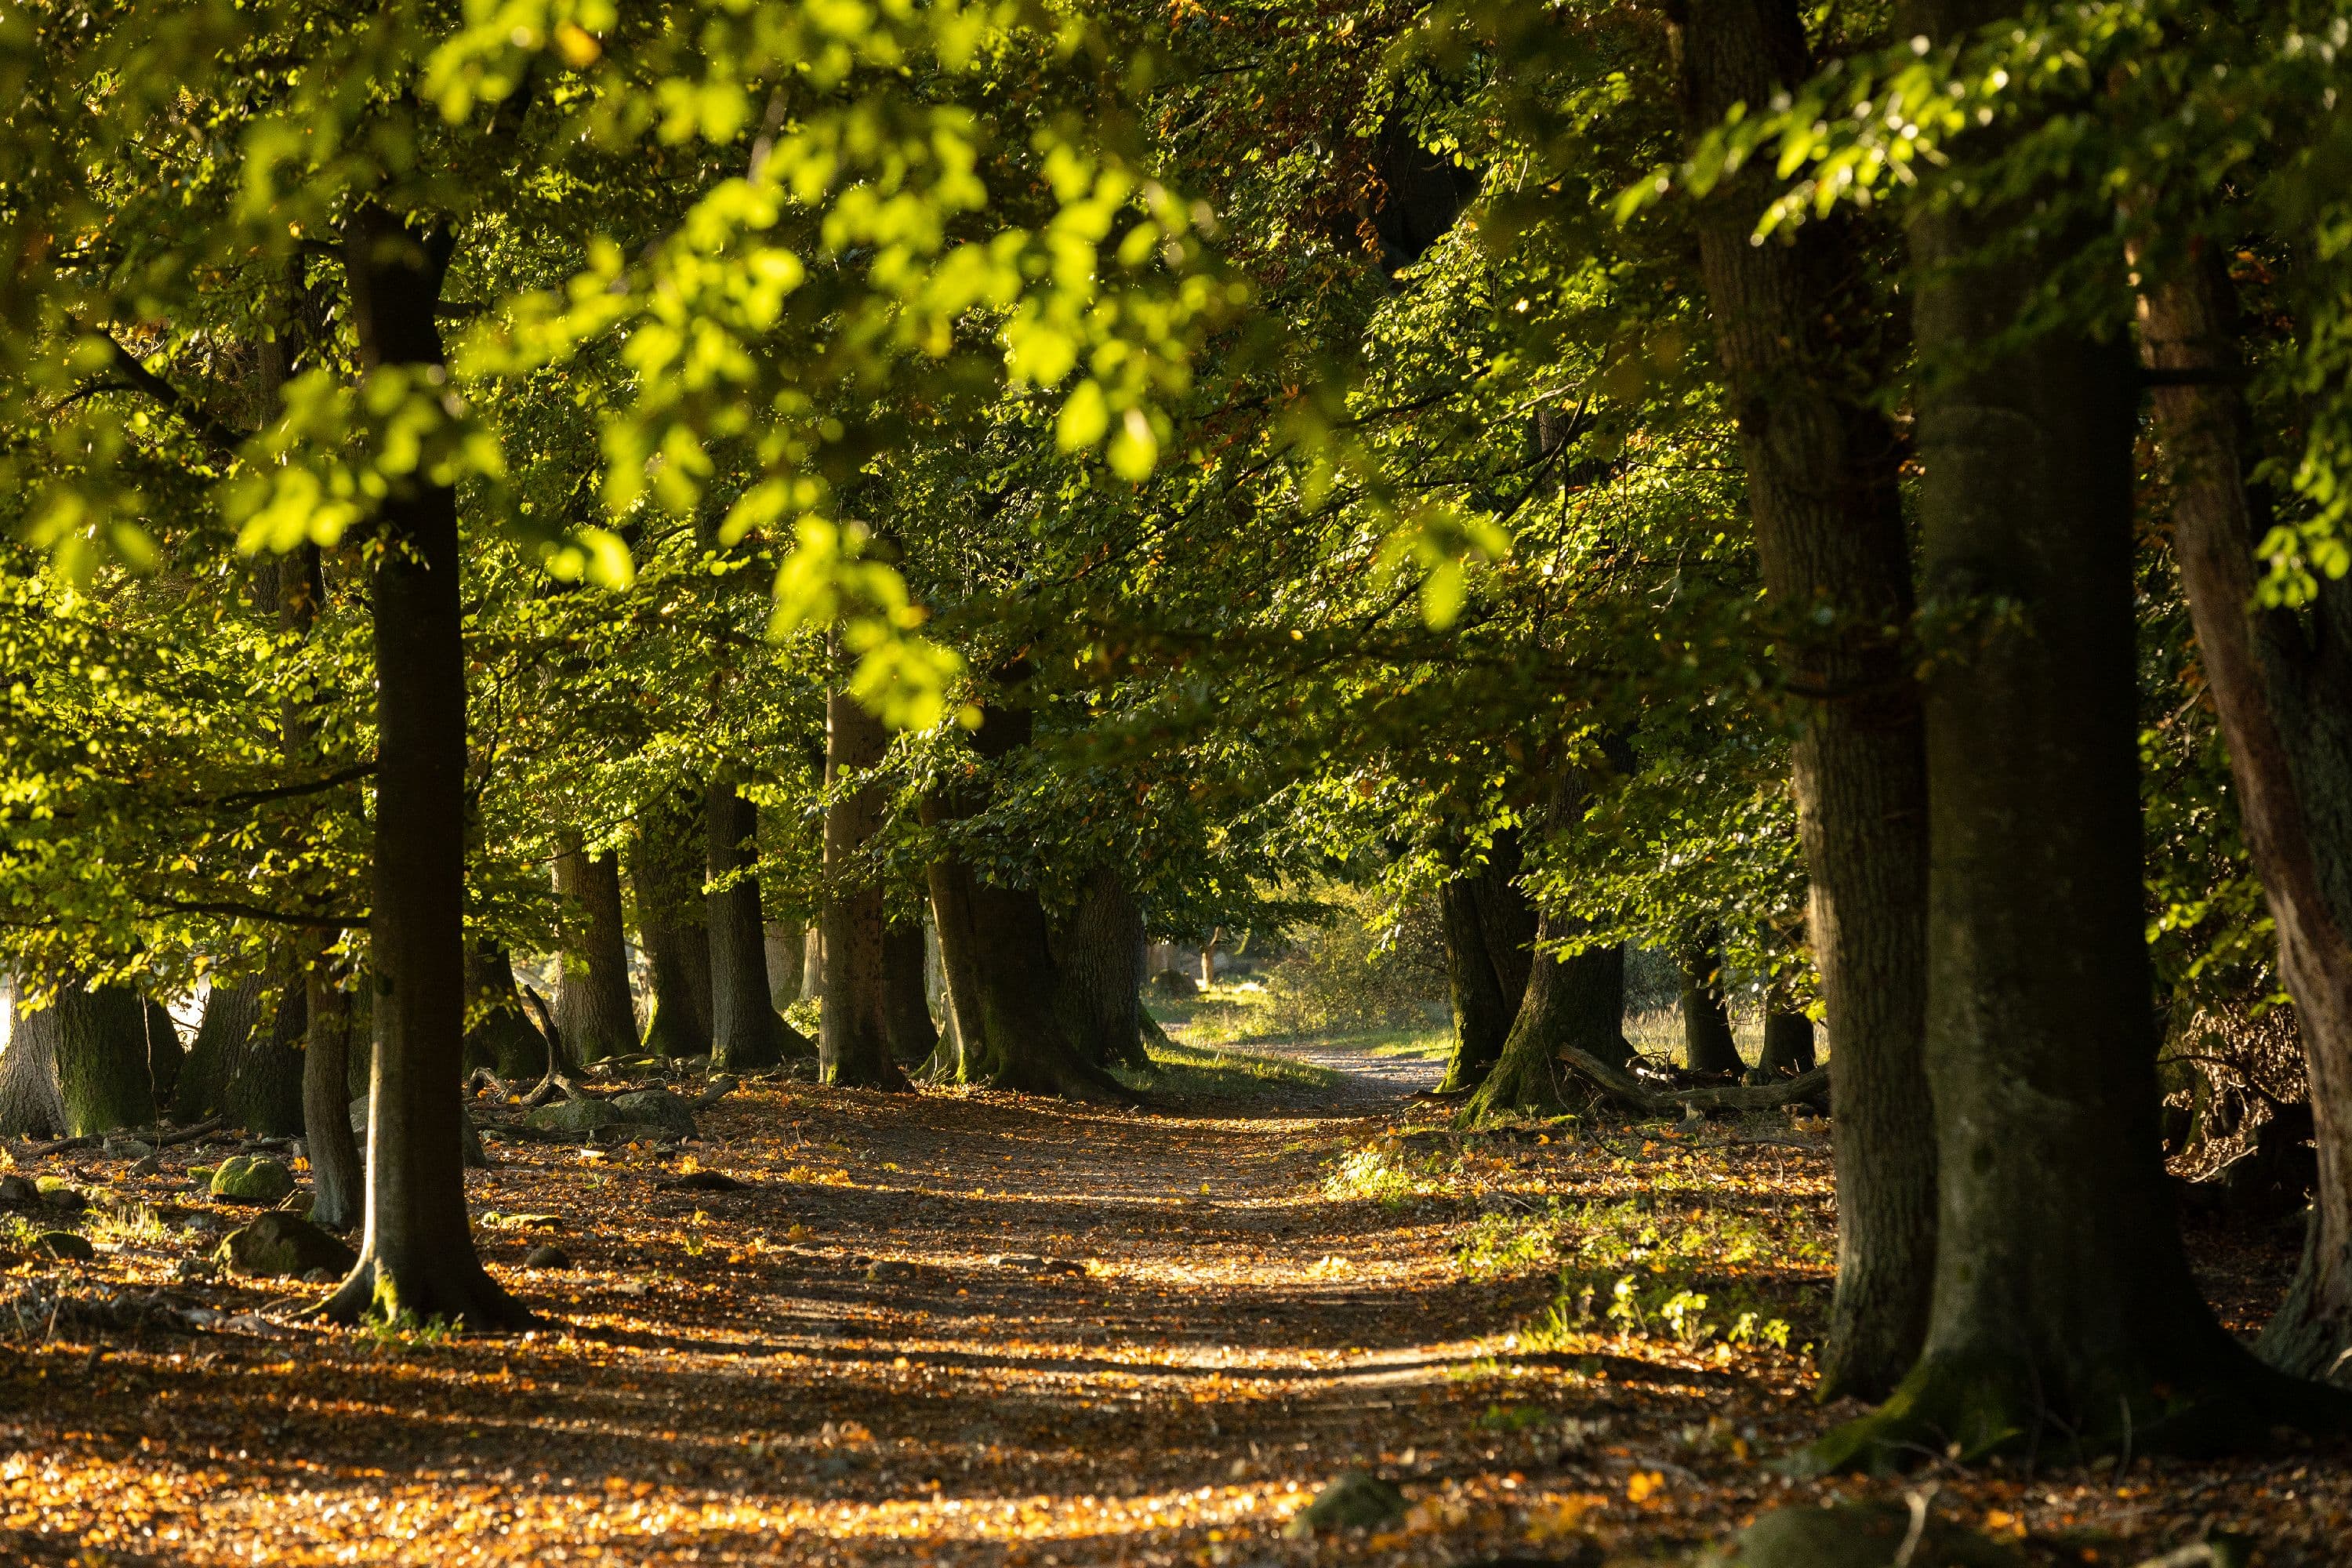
<box><xmin>11</xmin><ymin>1044</ymin><xmax>2335</xmax><ymax>1565</ymax></box>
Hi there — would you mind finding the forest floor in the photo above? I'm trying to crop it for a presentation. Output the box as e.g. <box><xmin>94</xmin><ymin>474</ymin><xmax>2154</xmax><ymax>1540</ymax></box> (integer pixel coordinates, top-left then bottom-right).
<box><xmin>0</xmin><ymin>1007</ymin><xmax>2345</xmax><ymax>1566</ymax></box>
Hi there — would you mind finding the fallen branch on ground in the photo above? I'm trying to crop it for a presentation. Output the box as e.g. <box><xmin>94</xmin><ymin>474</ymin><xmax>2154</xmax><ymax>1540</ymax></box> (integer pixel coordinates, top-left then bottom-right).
<box><xmin>1558</xmin><ymin>1047</ymin><xmax>1831</xmax><ymax>1116</ymax></box>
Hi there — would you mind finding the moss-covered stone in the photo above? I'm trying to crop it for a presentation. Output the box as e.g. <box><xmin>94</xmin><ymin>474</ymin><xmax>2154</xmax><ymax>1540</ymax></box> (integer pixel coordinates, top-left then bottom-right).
<box><xmin>1284</xmin><ymin>1472</ymin><xmax>1406</xmax><ymax>1537</ymax></box>
<box><xmin>524</xmin><ymin>1098</ymin><xmax>631</xmax><ymax>1134</ymax></box>
<box><xmin>0</xmin><ymin>1174</ymin><xmax>41</xmax><ymax>1206</ymax></box>
<box><xmin>35</xmin><ymin>1177</ymin><xmax>89</xmax><ymax>1212</ymax></box>
<box><xmin>209</xmin><ymin>1154</ymin><xmax>296</xmax><ymax>1206</ymax></box>
<box><xmin>1695</xmin><ymin>1503</ymin><xmax>2026</xmax><ymax>1568</ymax></box>
<box><xmin>215</xmin><ymin>1211</ymin><xmax>358</xmax><ymax>1279</ymax></box>
<box><xmin>608</xmin><ymin>1089</ymin><xmax>697</xmax><ymax>1137</ymax></box>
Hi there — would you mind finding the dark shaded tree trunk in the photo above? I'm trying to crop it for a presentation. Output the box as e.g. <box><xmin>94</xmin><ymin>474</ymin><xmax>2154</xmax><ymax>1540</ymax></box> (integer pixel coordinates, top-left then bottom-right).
<box><xmin>320</xmin><ymin>202</ymin><xmax>528</xmax><ymax>1329</ymax></box>
<box><xmin>1465</xmin><ymin>918</ymin><xmax>1633</xmax><ymax>1122</ymax></box>
<box><xmin>0</xmin><ymin>975</ymin><xmax>67</xmax><ymax>1137</ymax></box>
<box><xmin>2138</xmin><ymin>252</ymin><xmax>2352</xmax><ymax>1385</ymax></box>
<box><xmin>922</xmin><ymin>685</ymin><xmax>1125</xmax><ymax>1100</ymax></box>
<box><xmin>630</xmin><ymin>787</ymin><xmax>713</xmax><ymax>1060</ymax></box>
<box><xmin>883</xmin><ymin>917</ymin><xmax>938</xmax><ymax>1066</ymax></box>
<box><xmin>175</xmin><ymin>974</ymin><xmax>262</xmax><ymax>1120</ymax></box>
<box><xmin>22</xmin><ymin>980</ymin><xmax>168</xmax><ymax>1136</ymax></box>
<box><xmin>1806</xmin><ymin>31</ymin><xmax>2337</xmax><ymax>1461</ymax></box>
<box><xmin>462</xmin><ymin>942</ymin><xmax>550</xmax><ymax>1083</ymax></box>
<box><xmin>554</xmin><ymin>833</ymin><xmax>638</xmax><ymax>1064</ymax></box>
<box><xmin>1050</xmin><ymin>867</ymin><xmax>1150</xmax><ymax>1071</ymax></box>
<box><xmin>304</xmin><ymin>965</ymin><xmax>363</xmax><ymax>1231</ymax></box>
<box><xmin>1759</xmin><ymin>1005</ymin><xmax>1817</xmax><ymax>1076</ymax></box>
<box><xmin>707</xmin><ymin>770</ymin><xmax>811</xmax><ymax>1069</ymax></box>
<box><xmin>1675</xmin><ymin>0</ymin><xmax>1938</xmax><ymax>1399</ymax></box>
<box><xmin>1676</xmin><ymin>930</ymin><xmax>1744</xmax><ymax>1075</ymax></box>
<box><xmin>1436</xmin><ymin>837</ymin><xmax>1535</xmax><ymax>1094</ymax></box>
<box><xmin>226</xmin><ymin>966</ymin><xmax>307</xmax><ymax>1135</ymax></box>
<box><xmin>819</xmin><ymin>688</ymin><xmax>905</xmax><ymax>1091</ymax></box>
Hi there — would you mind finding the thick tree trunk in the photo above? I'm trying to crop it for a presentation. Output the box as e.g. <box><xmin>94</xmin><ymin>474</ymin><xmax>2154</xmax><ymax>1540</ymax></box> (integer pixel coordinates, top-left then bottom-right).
<box><xmin>883</xmin><ymin>917</ymin><xmax>939</xmax><ymax>1066</ymax></box>
<box><xmin>765</xmin><ymin>922</ymin><xmax>804</xmax><ymax>1009</ymax></box>
<box><xmin>630</xmin><ymin>787</ymin><xmax>713</xmax><ymax>1060</ymax></box>
<box><xmin>321</xmin><ymin>202</ymin><xmax>528</xmax><ymax>1329</ymax></box>
<box><xmin>819</xmin><ymin>689</ymin><xmax>905</xmax><ymax>1090</ymax></box>
<box><xmin>1465</xmin><ymin>919</ymin><xmax>1633</xmax><ymax>1122</ymax></box>
<box><xmin>226</xmin><ymin>967</ymin><xmax>307</xmax><ymax>1136</ymax></box>
<box><xmin>801</xmin><ymin>927</ymin><xmax>825</xmax><ymax>1000</ymax></box>
<box><xmin>707</xmin><ymin>771</ymin><xmax>811</xmax><ymax>1069</ymax></box>
<box><xmin>1676</xmin><ymin>0</ymin><xmax>1937</xmax><ymax>1399</ymax></box>
<box><xmin>175</xmin><ymin>974</ymin><xmax>262</xmax><ymax>1120</ymax></box>
<box><xmin>553</xmin><ymin>833</ymin><xmax>638</xmax><ymax>1064</ymax></box>
<box><xmin>1806</xmin><ymin>39</ymin><xmax>2335</xmax><ymax>1460</ymax></box>
<box><xmin>1050</xmin><ymin>867</ymin><xmax>1150</xmax><ymax>1071</ymax></box>
<box><xmin>461</xmin><ymin>942</ymin><xmax>551</xmax><ymax>1082</ymax></box>
<box><xmin>41</xmin><ymin>982</ymin><xmax>165</xmax><ymax>1136</ymax></box>
<box><xmin>1676</xmin><ymin>930</ymin><xmax>1745</xmax><ymax>1075</ymax></box>
<box><xmin>2139</xmin><ymin>253</ymin><xmax>2352</xmax><ymax>1385</ymax></box>
<box><xmin>0</xmin><ymin>976</ymin><xmax>67</xmax><ymax>1137</ymax></box>
<box><xmin>304</xmin><ymin>965</ymin><xmax>363</xmax><ymax>1231</ymax></box>
<box><xmin>1759</xmin><ymin>1006</ymin><xmax>1817</xmax><ymax>1076</ymax></box>
<box><xmin>921</xmin><ymin>688</ymin><xmax>1125</xmax><ymax>1100</ymax></box>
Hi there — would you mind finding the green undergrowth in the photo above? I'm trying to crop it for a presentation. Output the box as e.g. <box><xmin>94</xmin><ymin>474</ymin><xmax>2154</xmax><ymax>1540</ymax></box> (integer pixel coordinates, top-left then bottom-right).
<box><xmin>1151</xmin><ymin>987</ymin><xmax>1450</xmax><ymax>1061</ymax></box>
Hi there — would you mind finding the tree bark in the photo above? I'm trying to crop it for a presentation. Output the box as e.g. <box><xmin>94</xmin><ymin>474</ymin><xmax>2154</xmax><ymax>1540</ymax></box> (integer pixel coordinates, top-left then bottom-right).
<box><xmin>819</xmin><ymin>688</ymin><xmax>906</xmax><ymax>1090</ymax></box>
<box><xmin>174</xmin><ymin>973</ymin><xmax>262</xmax><ymax>1120</ymax></box>
<box><xmin>707</xmin><ymin>770</ymin><xmax>812</xmax><ymax>1069</ymax></box>
<box><xmin>883</xmin><ymin>916</ymin><xmax>939</xmax><ymax>1065</ymax></box>
<box><xmin>461</xmin><ymin>942</ymin><xmax>552</xmax><ymax>1082</ymax></box>
<box><xmin>801</xmin><ymin>927</ymin><xmax>825</xmax><ymax>999</ymax></box>
<box><xmin>765</xmin><ymin>922</ymin><xmax>804</xmax><ymax>1009</ymax></box>
<box><xmin>1675</xmin><ymin>0</ymin><xmax>1937</xmax><ymax>1399</ymax></box>
<box><xmin>2138</xmin><ymin>251</ymin><xmax>2352</xmax><ymax>1385</ymax></box>
<box><xmin>303</xmin><ymin>964</ymin><xmax>363</xmax><ymax>1231</ymax></box>
<box><xmin>1464</xmin><ymin>920</ymin><xmax>1634</xmax><ymax>1122</ymax></box>
<box><xmin>0</xmin><ymin>975</ymin><xmax>67</xmax><ymax>1138</ymax></box>
<box><xmin>225</xmin><ymin>965</ymin><xmax>307</xmax><ymax>1136</ymax></box>
<box><xmin>1437</xmin><ymin>843</ymin><xmax>1534</xmax><ymax>1094</ymax></box>
<box><xmin>1805</xmin><ymin>24</ymin><xmax>2336</xmax><ymax>1460</ymax></box>
<box><xmin>630</xmin><ymin>786</ymin><xmax>713</xmax><ymax>1060</ymax></box>
<box><xmin>1759</xmin><ymin>1004</ymin><xmax>1817</xmax><ymax>1076</ymax></box>
<box><xmin>1050</xmin><ymin>867</ymin><xmax>1151</xmax><ymax>1071</ymax></box>
<box><xmin>553</xmin><ymin>833</ymin><xmax>638</xmax><ymax>1064</ymax></box>
<box><xmin>921</xmin><ymin>685</ymin><xmax>1126</xmax><ymax>1099</ymax></box>
<box><xmin>320</xmin><ymin>201</ymin><xmax>528</xmax><ymax>1329</ymax></box>
<box><xmin>1676</xmin><ymin>929</ymin><xmax>1745</xmax><ymax>1075</ymax></box>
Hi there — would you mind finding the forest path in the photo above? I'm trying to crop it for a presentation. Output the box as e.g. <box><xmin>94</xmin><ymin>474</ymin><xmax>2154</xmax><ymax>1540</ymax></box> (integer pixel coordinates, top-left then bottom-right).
<box><xmin>0</xmin><ymin>1042</ymin><xmax>1812</xmax><ymax>1566</ymax></box>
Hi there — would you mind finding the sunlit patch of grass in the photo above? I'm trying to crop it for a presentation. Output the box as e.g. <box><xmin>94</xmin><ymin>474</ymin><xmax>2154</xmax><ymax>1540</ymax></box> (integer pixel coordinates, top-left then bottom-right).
<box><xmin>1118</xmin><ymin>1039</ymin><xmax>1344</xmax><ymax>1098</ymax></box>
<box><xmin>82</xmin><ymin>1202</ymin><xmax>172</xmax><ymax>1248</ymax></box>
<box><xmin>1320</xmin><ymin>1138</ymin><xmax>1459</xmax><ymax>1205</ymax></box>
<box><xmin>1519</xmin><ymin>1194</ymin><xmax>1824</xmax><ymax>1357</ymax></box>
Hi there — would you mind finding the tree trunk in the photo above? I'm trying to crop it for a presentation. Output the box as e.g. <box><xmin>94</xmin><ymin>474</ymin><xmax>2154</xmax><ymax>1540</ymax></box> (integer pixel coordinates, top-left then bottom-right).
<box><xmin>1439</xmin><ymin>880</ymin><xmax>1512</xmax><ymax>1093</ymax></box>
<box><xmin>1675</xmin><ymin>0</ymin><xmax>1938</xmax><ymax>1399</ymax></box>
<box><xmin>2138</xmin><ymin>252</ymin><xmax>2352</xmax><ymax>1385</ymax></box>
<box><xmin>818</xmin><ymin>688</ymin><xmax>905</xmax><ymax>1090</ymax></box>
<box><xmin>765</xmin><ymin>922</ymin><xmax>803</xmax><ymax>1009</ymax></box>
<box><xmin>883</xmin><ymin>916</ymin><xmax>939</xmax><ymax>1065</ymax></box>
<box><xmin>1806</xmin><ymin>38</ymin><xmax>2334</xmax><ymax>1461</ymax></box>
<box><xmin>225</xmin><ymin>966</ymin><xmax>307</xmax><ymax>1136</ymax></box>
<box><xmin>1465</xmin><ymin>919</ymin><xmax>1633</xmax><ymax>1122</ymax></box>
<box><xmin>320</xmin><ymin>201</ymin><xmax>528</xmax><ymax>1329</ymax></box>
<box><xmin>1759</xmin><ymin>1005</ymin><xmax>1817</xmax><ymax>1076</ymax></box>
<box><xmin>35</xmin><ymin>981</ymin><xmax>165</xmax><ymax>1136</ymax></box>
<box><xmin>921</xmin><ymin>687</ymin><xmax>1125</xmax><ymax>1100</ymax></box>
<box><xmin>707</xmin><ymin>770</ymin><xmax>811</xmax><ymax>1069</ymax></box>
<box><xmin>801</xmin><ymin>927</ymin><xmax>825</xmax><ymax>999</ymax></box>
<box><xmin>304</xmin><ymin>965</ymin><xmax>363</xmax><ymax>1231</ymax></box>
<box><xmin>553</xmin><ymin>833</ymin><xmax>638</xmax><ymax>1064</ymax></box>
<box><xmin>630</xmin><ymin>787</ymin><xmax>713</xmax><ymax>1060</ymax></box>
<box><xmin>1676</xmin><ymin>930</ymin><xmax>1745</xmax><ymax>1075</ymax></box>
<box><xmin>1050</xmin><ymin>867</ymin><xmax>1151</xmax><ymax>1071</ymax></box>
<box><xmin>1198</xmin><ymin>931</ymin><xmax>1219</xmax><ymax>991</ymax></box>
<box><xmin>462</xmin><ymin>942</ymin><xmax>552</xmax><ymax>1082</ymax></box>
<box><xmin>175</xmin><ymin>974</ymin><xmax>262</xmax><ymax>1120</ymax></box>
<box><xmin>0</xmin><ymin>975</ymin><xmax>67</xmax><ymax>1138</ymax></box>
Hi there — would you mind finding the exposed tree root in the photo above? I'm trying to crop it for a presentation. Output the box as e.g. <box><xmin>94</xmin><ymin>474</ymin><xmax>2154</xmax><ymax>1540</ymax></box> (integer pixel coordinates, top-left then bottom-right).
<box><xmin>1794</xmin><ymin>1342</ymin><xmax>2352</xmax><ymax>1475</ymax></box>
<box><xmin>315</xmin><ymin>1250</ymin><xmax>539</xmax><ymax>1332</ymax></box>
<box><xmin>1559</xmin><ymin>1046</ymin><xmax>1830</xmax><ymax>1116</ymax></box>
<box><xmin>1457</xmin><ymin>1051</ymin><xmax>1577</xmax><ymax>1126</ymax></box>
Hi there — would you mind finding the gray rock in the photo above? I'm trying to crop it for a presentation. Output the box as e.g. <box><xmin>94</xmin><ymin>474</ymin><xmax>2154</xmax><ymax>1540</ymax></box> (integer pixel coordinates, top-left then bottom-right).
<box><xmin>612</xmin><ymin>1089</ymin><xmax>698</xmax><ymax>1135</ymax></box>
<box><xmin>36</xmin><ymin>1230</ymin><xmax>96</xmax><ymax>1262</ymax></box>
<box><xmin>130</xmin><ymin>1154</ymin><xmax>162</xmax><ymax>1178</ymax></box>
<box><xmin>1696</xmin><ymin>1503</ymin><xmax>2026</xmax><ymax>1568</ymax></box>
<box><xmin>524</xmin><ymin>1098</ymin><xmax>632</xmax><ymax>1134</ymax></box>
<box><xmin>209</xmin><ymin>1155</ymin><xmax>296</xmax><ymax>1206</ymax></box>
<box><xmin>524</xmin><ymin>1243</ymin><xmax>571</xmax><ymax>1269</ymax></box>
<box><xmin>866</xmin><ymin>1259</ymin><xmax>916</xmax><ymax>1283</ymax></box>
<box><xmin>172</xmin><ymin>1256</ymin><xmax>220</xmax><ymax>1283</ymax></box>
<box><xmin>0</xmin><ymin>1174</ymin><xmax>38</xmax><ymax>1206</ymax></box>
<box><xmin>1284</xmin><ymin>1472</ymin><xmax>1406</xmax><ymax>1537</ymax></box>
<box><xmin>215</xmin><ymin>1212</ymin><xmax>358</xmax><ymax>1279</ymax></box>
<box><xmin>103</xmin><ymin>1137</ymin><xmax>156</xmax><ymax>1160</ymax></box>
